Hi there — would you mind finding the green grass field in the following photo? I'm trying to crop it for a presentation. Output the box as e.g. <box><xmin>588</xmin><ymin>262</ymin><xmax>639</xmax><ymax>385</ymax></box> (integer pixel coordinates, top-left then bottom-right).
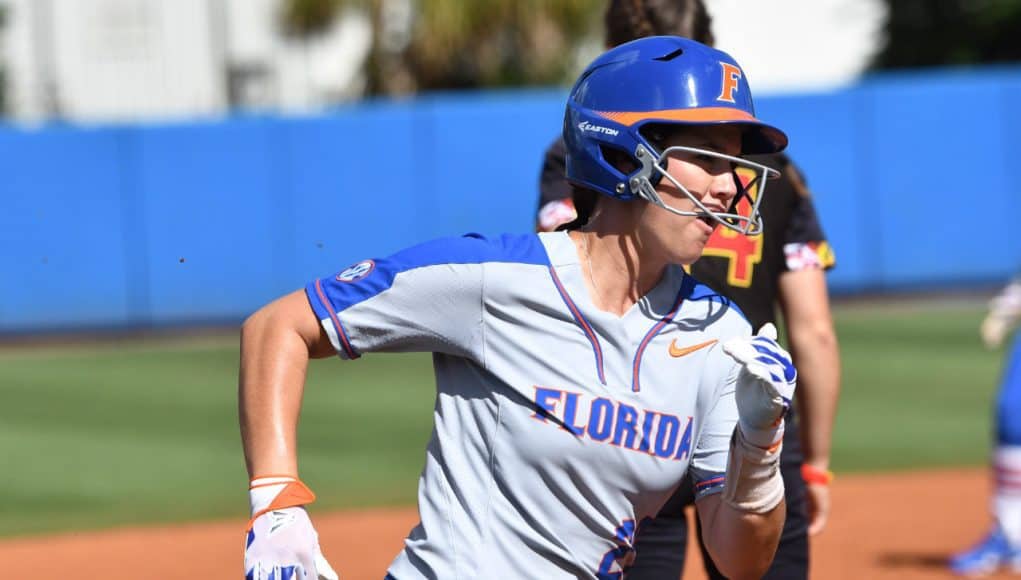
<box><xmin>0</xmin><ymin>300</ymin><xmax>1005</xmax><ymax>537</ymax></box>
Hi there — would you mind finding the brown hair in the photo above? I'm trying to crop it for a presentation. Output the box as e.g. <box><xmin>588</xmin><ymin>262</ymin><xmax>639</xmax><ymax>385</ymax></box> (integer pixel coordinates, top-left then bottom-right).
<box><xmin>604</xmin><ymin>0</ymin><xmax>715</xmax><ymax>48</ymax></box>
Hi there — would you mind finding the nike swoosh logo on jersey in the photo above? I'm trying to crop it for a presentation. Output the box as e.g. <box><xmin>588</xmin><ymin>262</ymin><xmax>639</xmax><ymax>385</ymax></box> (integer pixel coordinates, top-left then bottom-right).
<box><xmin>668</xmin><ymin>338</ymin><xmax>718</xmax><ymax>357</ymax></box>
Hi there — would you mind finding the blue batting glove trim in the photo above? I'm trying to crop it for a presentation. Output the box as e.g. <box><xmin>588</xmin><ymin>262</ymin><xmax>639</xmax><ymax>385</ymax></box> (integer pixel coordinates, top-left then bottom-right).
<box><xmin>246</xmin><ymin>530</ymin><xmax>255</xmax><ymax>549</ymax></box>
<box><xmin>751</xmin><ymin>344</ymin><xmax>784</xmax><ymax>361</ymax></box>
<box><xmin>754</xmin><ymin>356</ymin><xmax>794</xmax><ymax>381</ymax></box>
<box><xmin>267</xmin><ymin>567</ymin><xmax>299</xmax><ymax>580</ymax></box>
<box><xmin>751</xmin><ymin>342</ymin><xmax>786</xmax><ymax>361</ymax></box>
<box><xmin>751</xmin><ymin>344</ymin><xmax>795</xmax><ymax>381</ymax></box>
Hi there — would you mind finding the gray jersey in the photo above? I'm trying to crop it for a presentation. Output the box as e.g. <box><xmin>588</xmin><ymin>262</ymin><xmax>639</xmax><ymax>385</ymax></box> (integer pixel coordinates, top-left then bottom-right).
<box><xmin>305</xmin><ymin>231</ymin><xmax>750</xmax><ymax>580</ymax></box>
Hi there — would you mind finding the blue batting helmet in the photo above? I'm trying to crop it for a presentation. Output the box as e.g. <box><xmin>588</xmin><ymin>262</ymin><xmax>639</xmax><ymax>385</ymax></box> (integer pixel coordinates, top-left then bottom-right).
<box><xmin>563</xmin><ymin>36</ymin><xmax>788</xmax><ymax>234</ymax></box>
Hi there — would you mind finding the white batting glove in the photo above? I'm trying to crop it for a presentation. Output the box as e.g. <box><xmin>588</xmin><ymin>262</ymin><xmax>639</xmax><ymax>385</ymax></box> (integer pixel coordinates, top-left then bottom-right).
<box><xmin>981</xmin><ymin>280</ymin><xmax>1021</xmax><ymax>349</ymax></box>
<box><xmin>981</xmin><ymin>313</ymin><xmax>1012</xmax><ymax>350</ymax></box>
<box><xmin>244</xmin><ymin>477</ymin><xmax>339</xmax><ymax>580</ymax></box>
<box><xmin>722</xmin><ymin>323</ymin><xmax>797</xmax><ymax>449</ymax></box>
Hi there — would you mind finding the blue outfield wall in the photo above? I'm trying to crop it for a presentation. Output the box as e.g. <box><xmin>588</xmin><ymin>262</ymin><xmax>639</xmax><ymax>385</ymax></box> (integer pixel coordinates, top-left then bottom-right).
<box><xmin>2</xmin><ymin>68</ymin><xmax>1021</xmax><ymax>332</ymax></box>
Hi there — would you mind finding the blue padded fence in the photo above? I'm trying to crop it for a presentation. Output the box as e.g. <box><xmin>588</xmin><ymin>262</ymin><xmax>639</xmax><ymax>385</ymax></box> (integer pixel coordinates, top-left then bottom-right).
<box><xmin>2</xmin><ymin>67</ymin><xmax>1020</xmax><ymax>332</ymax></box>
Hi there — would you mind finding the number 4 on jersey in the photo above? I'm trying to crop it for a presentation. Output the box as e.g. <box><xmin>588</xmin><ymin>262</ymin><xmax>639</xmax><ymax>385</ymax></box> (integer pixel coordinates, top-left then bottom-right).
<box><xmin>702</xmin><ymin>166</ymin><xmax>764</xmax><ymax>287</ymax></box>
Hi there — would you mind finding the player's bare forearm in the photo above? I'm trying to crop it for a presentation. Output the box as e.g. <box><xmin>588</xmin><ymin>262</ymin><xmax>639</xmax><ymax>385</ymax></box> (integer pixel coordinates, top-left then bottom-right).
<box><xmin>696</xmin><ymin>493</ymin><xmax>785</xmax><ymax>579</ymax></box>
<box><xmin>239</xmin><ymin>290</ymin><xmax>335</xmax><ymax>478</ymax></box>
<box><xmin>777</xmin><ymin>269</ymin><xmax>841</xmax><ymax>470</ymax></box>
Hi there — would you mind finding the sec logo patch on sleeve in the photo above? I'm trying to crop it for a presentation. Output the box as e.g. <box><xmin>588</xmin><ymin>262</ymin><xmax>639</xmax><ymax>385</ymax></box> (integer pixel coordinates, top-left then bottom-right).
<box><xmin>336</xmin><ymin>259</ymin><xmax>375</xmax><ymax>283</ymax></box>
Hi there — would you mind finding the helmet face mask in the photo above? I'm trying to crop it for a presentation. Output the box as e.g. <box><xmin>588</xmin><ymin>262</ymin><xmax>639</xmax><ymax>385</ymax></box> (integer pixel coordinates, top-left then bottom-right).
<box><xmin>631</xmin><ymin>143</ymin><xmax>780</xmax><ymax>235</ymax></box>
<box><xmin>564</xmin><ymin>35</ymin><xmax>788</xmax><ymax>236</ymax></box>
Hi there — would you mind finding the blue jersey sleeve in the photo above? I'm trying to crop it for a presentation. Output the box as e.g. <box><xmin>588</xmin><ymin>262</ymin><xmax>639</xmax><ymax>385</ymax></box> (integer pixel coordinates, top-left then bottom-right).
<box><xmin>305</xmin><ymin>233</ymin><xmax>548</xmax><ymax>360</ymax></box>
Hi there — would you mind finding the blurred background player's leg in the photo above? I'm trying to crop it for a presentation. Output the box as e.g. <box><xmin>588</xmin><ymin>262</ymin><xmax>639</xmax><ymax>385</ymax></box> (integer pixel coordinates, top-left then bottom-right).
<box><xmin>951</xmin><ymin>334</ymin><xmax>1021</xmax><ymax>576</ymax></box>
<box><xmin>994</xmin><ymin>373</ymin><xmax>1021</xmax><ymax>570</ymax></box>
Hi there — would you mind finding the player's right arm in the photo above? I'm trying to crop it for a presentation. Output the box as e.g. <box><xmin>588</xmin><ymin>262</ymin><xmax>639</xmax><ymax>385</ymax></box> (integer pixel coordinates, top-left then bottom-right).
<box><xmin>239</xmin><ymin>289</ymin><xmax>339</xmax><ymax>580</ymax></box>
<box><xmin>241</xmin><ymin>233</ymin><xmax>494</xmax><ymax>476</ymax></box>
<box><xmin>240</xmin><ymin>289</ymin><xmax>334</xmax><ymax>479</ymax></box>
<box><xmin>238</xmin><ymin>234</ymin><xmax>497</xmax><ymax>578</ymax></box>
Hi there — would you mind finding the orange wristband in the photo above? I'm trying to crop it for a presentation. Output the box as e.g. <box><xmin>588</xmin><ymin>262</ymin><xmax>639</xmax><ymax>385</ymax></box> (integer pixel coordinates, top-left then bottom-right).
<box><xmin>246</xmin><ymin>476</ymin><xmax>316</xmax><ymax>531</ymax></box>
<box><xmin>801</xmin><ymin>464</ymin><xmax>834</xmax><ymax>485</ymax></box>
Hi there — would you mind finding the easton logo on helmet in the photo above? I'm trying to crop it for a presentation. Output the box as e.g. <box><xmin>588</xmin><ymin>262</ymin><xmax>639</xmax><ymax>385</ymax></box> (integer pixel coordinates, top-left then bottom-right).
<box><xmin>336</xmin><ymin>260</ymin><xmax>375</xmax><ymax>283</ymax></box>
<box><xmin>578</xmin><ymin>121</ymin><xmax>619</xmax><ymax>136</ymax></box>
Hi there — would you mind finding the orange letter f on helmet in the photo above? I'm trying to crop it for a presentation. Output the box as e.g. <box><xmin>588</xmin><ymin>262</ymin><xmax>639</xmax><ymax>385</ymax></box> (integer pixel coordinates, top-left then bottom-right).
<box><xmin>717</xmin><ymin>62</ymin><xmax>742</xmax><ymax>103</ymax></box>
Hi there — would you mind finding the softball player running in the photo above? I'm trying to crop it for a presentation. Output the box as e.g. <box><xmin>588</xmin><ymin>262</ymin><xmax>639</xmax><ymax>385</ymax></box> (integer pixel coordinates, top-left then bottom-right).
<box><xmin>240</xmin><ymin>36</ymin><xmax>796</xmax><ymax>579</ymax></box>
<box><xmin>537</xmin><ymin>3</ymin><xmax>841</xmax><ymax>578</ymax></box>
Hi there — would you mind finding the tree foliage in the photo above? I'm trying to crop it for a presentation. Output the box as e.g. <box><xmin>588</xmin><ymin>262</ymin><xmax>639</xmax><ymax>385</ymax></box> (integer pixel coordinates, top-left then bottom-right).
<box><xmin>406</xmin><ymin>0</ymin><xmax>599</xmax><ymax>90</ymax></box>
<box><xmin>874</xmin><ymin>0</ymin><xmax>1021</xmax><ymax>70</ymax></box>
<box><xmin>281</xmin><ymin>0</ymin><xmax>602</xmax><ymax>95</ymax></box>
<box><xmin>281</xmin><ymin>0</ymin><xmax>340</xmax><ymax>37</ymax></box>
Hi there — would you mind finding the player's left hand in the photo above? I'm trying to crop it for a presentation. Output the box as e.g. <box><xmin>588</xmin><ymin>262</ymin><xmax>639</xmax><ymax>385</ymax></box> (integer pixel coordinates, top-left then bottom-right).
<box><xmin>244</xmin><ymin>506</ymin><xmax>339</xmax><ymax>580</ymax></box>
<box><xmin>806</xmin><ymin>481</ymin><xmax>831</xmax><ymax>536</ymax></box>
<box><xmin>723</xmin><ymin>323</ymin><xmax>797</xmax><ymax>449</ymax></box>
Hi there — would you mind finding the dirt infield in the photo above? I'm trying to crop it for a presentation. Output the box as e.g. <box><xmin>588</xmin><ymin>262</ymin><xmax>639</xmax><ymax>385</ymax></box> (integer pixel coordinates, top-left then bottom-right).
<box><xmin>1</xmin><ymin>468</ymin><xmax>1014</xmax><ymax>579</ymax></box>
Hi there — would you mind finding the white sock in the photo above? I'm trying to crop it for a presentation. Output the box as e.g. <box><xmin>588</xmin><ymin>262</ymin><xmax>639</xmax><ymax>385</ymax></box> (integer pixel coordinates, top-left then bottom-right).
<box><xmin>995</xmin><ymin>445</ymin><xmax>1021</xmax><ymax>547</ymax></box>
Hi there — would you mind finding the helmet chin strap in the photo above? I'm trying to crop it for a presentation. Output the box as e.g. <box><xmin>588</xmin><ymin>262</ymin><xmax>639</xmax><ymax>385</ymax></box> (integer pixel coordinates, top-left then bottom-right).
<box><xmin>626</xmin><ymin>144</ymin><xmax>779</xmax><ymax>236</ymax></box>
